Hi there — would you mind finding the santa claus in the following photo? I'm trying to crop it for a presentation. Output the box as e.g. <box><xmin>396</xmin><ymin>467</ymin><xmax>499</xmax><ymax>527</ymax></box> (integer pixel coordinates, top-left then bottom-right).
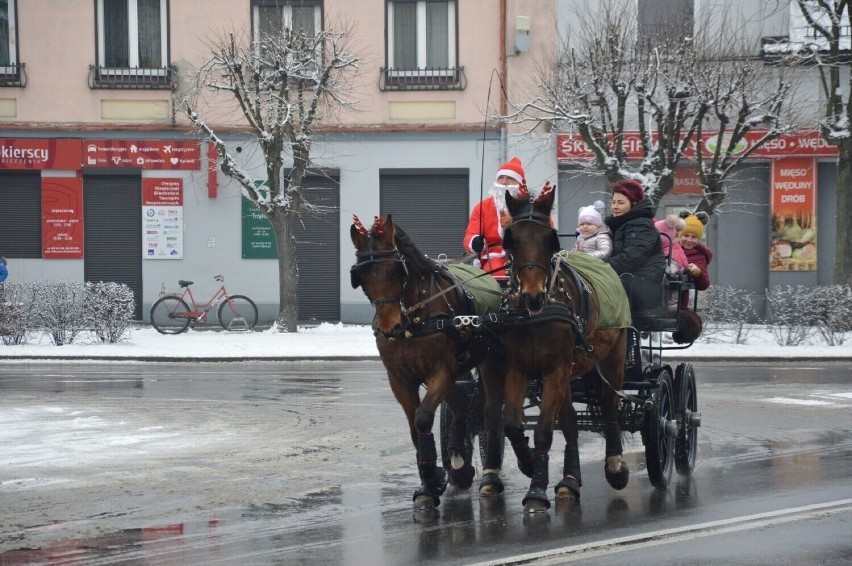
<box><xmin>463</xmin><ymin>157</ymin><xmax>528</xmax><ymax>281</ymax></box>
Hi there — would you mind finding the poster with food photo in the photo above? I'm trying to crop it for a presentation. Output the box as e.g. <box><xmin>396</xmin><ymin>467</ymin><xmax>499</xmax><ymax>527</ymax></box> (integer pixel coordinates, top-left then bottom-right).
<box><xmin>770</xmin><ymin>157</ymin><xmax>817</xmax><ymax>271</ymax></box>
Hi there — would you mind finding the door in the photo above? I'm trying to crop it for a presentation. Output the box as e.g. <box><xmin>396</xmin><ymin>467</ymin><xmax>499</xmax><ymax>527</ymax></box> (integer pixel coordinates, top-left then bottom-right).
<box><xmin>84</xmin><ymin>174</ymin><xmax>143</xmax><ymax>319</ymax></box>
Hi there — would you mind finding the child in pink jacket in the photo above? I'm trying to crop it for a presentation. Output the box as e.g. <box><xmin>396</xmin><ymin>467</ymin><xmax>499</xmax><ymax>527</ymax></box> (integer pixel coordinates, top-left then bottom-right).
<box><xmin>654</xmin><ymin>215</ymin><xmax>689</xmax><ymax>275</ymax></box>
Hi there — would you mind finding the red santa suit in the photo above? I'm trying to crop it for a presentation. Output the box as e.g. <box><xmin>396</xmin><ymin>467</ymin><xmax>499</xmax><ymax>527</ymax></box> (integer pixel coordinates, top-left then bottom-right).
<box><xmin>463</xmin><ymin>188</ymin><xmax>514</xmax><ymax>281</ymax></box>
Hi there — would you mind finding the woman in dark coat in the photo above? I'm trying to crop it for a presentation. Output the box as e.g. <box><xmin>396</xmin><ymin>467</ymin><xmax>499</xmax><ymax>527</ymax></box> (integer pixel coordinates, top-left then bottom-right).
<box><xmin>603</xmin><ymin>179</ymin><xmax>667</xmax><ymax>311</ymax></box>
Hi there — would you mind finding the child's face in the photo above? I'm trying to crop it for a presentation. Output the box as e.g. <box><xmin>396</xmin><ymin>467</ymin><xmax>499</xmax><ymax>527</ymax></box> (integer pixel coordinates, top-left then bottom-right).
<box><xmin>578</xmin><ymin>222</ymin><xmax>599</xmax><ymax>236</ymax></box>
<box><xmin>680</xmin><ymin>232</ymin><xmax>700</xmax><ymax>250</ymax></box>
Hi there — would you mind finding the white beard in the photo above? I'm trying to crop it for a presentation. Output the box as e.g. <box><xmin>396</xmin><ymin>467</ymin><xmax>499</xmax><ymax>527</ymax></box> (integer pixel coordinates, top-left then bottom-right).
<box><xmin>489</xmin><ymin>183</ymin><xmax>519</xmax><ymax>214</ymax></box>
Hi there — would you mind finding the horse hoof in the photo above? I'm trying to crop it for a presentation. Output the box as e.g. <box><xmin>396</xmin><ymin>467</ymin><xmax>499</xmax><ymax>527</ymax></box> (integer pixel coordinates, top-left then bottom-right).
<box><xmin>554</xmin><ymin>475</ymin><xmax>581</xmax><ymax>501</ymax></box>
<box><xmin>605</xmin><ymin>461</ymin><xmax>629</xmax><ymax>490</ymax></box>
<box><xmin>413</xmin><ymin>494</ymin><xmax>438</xmax><ymax>509</ymax></box>
<box><xmin>450</xmin><ymin>463</ymin><xmax>475</xmax><ymax>490</ymax></box>
<box><xmin>479</xmin><ymin>471</ymin><xmax>504</xmax><ymax>497</ymax></box>
<box><xmin>522</xmin><ymin>486</ymin><xmax>551</xmax><ymax>513</ymax></box>
<box><xmin>523</xmin><ymin>498</ymin><xmax>550</xmax><ymax>514</ymax></box>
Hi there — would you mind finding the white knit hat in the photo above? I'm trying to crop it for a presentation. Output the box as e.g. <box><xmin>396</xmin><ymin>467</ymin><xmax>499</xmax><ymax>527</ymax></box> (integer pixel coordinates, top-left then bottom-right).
<box><xmin>578</xmin><ymin>200</ymin><xmax>605</xmax><ymax>227</ymax></box>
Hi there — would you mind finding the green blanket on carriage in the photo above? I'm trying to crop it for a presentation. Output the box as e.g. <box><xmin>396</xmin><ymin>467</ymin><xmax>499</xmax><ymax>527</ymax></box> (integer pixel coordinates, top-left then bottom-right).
<box><xmin>444</xmin><ymin>263</ymin><xmax>503</xmax><ymax>315</ymax></box>
<box><xmin>557</xmin><ymin>251</ymin><xmax>632</xmax><ymax>329</ymax></box>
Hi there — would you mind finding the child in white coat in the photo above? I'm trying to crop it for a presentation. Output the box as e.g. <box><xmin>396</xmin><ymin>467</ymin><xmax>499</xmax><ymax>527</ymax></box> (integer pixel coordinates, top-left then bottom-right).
<box><xmin>571</xmin><ymin>201</ymin><xmax>612</xmax><ymax>260</ymax></box>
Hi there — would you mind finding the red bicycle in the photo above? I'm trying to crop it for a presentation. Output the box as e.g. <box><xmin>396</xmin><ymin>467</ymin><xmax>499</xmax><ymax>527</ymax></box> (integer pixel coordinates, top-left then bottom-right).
<box><xmin>150</xmin><ymin>275</ymin><xmax>258</xmax><ymax>334</ymax></box>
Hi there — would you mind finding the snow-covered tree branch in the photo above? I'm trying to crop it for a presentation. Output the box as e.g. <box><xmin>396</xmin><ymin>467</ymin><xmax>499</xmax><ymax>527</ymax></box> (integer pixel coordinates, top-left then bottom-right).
<box><xmin>183</xmin><ymin>21</ymin><xmax>360</xmax><ymax>331</ymax></box>
<box><xmin>503</xmin><ymin>0</ymin><xmax>793</xmax><ymax>216</ymax></box>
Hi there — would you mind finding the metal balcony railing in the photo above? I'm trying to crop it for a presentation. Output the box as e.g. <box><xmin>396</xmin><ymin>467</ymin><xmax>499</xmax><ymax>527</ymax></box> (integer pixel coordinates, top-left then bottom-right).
<box><xmin>88</xmin><ymin>65</ymin><xmax>177</xmax><ymax>90</ymax></box>
<box><xmin>0</xmin><ymin>63</ymin><xmax>27</xmax><ymax>87</ymax></box>
<box><xmin>379</xmin><ymin>66</ymin><xmax>466</xmax><ymax>91</ymax></box>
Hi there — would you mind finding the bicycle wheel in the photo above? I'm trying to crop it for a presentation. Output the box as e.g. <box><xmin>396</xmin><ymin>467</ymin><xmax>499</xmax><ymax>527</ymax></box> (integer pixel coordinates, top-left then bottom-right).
<box><xmin>218</xmin><ymin>295</ymin><xmax>258</xmax><ymax>331</ymax></box>
<box><xmin>150</xmin><ymin>295</ymin><xmax>192</xmax><ymax>335</ymax></box>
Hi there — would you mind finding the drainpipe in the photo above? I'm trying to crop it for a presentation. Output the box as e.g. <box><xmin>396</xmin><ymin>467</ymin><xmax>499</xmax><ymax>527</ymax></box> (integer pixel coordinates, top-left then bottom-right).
<box><xmin>498</xmin><ymin>0</ymin><xmax>509</xmax><ymax>163</ymax></box>
<box><xmin>499</xmin><ymin>0</ymin><xmax>508</xmax><ymax>163</ymax></box>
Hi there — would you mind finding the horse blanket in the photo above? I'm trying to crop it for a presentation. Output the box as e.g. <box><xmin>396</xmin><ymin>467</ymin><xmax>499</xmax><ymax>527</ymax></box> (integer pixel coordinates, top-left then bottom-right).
<box><xmin>558</xmin><ymin>251</ymin><xmax>632</xmax><ymax>329</ymax></box>
<box><xmin>444</xmin><ymin>263</ymin><xmax>503</xmax><ymax>315</ymax></box>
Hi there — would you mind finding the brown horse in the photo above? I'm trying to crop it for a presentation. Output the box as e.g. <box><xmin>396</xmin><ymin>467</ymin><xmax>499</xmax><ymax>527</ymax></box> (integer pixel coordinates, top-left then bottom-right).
<box><xmin>350</xmin><ymin>214</ymin><xmax>504</xmax><ymax>509</ymax></box>
<box><xmin>478</xmin><ymin>184</ymin><xmax>630</xmax><ymax>513</ymax></box>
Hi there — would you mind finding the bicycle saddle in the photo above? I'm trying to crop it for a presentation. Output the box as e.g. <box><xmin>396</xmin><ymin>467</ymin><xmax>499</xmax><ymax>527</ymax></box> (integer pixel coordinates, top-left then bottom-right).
<box><xmin>178</xmin><ymin>280</ymin><xmax>193</xmax><ymax>288</ymax></box>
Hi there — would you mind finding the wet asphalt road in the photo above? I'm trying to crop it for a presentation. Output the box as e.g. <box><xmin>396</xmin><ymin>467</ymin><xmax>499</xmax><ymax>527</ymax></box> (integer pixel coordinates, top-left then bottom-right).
<box><xmin>0</xmin><ymin>361</ymin><xmax>850</xmax><ymax>565</ymax></box>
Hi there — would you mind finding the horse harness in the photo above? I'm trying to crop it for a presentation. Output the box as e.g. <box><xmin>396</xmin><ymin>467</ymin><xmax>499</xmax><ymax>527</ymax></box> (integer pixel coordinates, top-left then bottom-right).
<box><xmin>351</xmin><ymin>233</ymin><xmax>489</xmax><ymax>346</ymax></box>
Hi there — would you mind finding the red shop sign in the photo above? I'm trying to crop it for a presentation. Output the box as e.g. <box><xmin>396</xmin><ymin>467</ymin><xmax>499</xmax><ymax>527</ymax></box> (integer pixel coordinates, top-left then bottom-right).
<box><xmin>556</xmin><ymin>130</ymin><xmax>840</xmax><ymax>161</ymax></box>
<box><xmin>83</xmin><ymin>140</ymin><xmax>201</xmax><ymax>170</ymax></box>
<box><xmin>0</xmin><ymin>138</ymin><xmax>82</xmax><ymax>170</ymax></box>
<box><xmin>143</xmin><ymin>178</ymin><xmax>183</xmax><ymax>206</ymax></box>
<box><xmin>42</xmin><ymin>176</ymin><xmax>84</xmax><ymax>259</ymax></box>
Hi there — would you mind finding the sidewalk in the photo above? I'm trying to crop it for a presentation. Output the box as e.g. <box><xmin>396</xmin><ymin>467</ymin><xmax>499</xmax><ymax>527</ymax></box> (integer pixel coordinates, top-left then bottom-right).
<box><xmin>1</xmin><ymin>323</ymin><xmax>850</xmax><ymax>362</ymax></box>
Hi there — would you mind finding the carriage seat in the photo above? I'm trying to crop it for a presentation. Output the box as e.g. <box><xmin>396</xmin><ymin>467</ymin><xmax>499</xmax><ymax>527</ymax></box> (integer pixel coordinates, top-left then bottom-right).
<box><xmin>629</xmin><ymin>271</ymin><xmax>696</xmax><ymax>333</ymax></box>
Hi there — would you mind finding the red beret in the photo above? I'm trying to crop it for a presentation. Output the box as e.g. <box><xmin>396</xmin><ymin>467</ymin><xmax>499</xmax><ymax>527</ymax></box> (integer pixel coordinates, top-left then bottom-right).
<box><xmin>611</xmin><ymin>179</ymin><xmax>645</xmax><ymax>204</ymax></box>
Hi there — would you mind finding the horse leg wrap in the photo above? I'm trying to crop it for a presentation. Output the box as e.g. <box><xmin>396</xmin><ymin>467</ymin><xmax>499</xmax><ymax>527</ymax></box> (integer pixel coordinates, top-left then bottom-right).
<box><xmin>413</xmin><ymin>433</ymin><xmax>447</xmax><ymax>507</ymax></box>
<box><xmin>506</xmin><ymin>427</ymin><xmax>534</xmax><ymax>478</ymax></box>
<box><xmin>447</xmin><ymin>446</ymin><xmax>475</xmax><ymax>491</ymax></box>
<box><xmin>604</xmin><ymin>425</ymin><xmax>623</xmax><ymax>457</ymax></box>
<box><xmin>522</xmin><ymin>451</ymin><xmax>551</xmax><ymax>510</ymax></box>
<box><xmin>603</xmin><ymin>425</ymin><xmax>629</xmax><ymax>490</ymax></box>
<box><xmin>555</xmin><ymin>445</ymin><xmax>582</xmax><ymax>499</ymax></box>
<box><xmin>417</xmin><ymin>432</ymin><xmax>438</xmax><ymax>473</ymax></box>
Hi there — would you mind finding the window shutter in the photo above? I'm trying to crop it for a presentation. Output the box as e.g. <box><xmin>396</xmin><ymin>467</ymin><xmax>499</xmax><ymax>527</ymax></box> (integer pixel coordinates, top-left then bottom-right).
<box><xmin>0</xmin><ymin>171</ymin><xmax>41</xmax><ymax>258</ymax></box>
<box><xmin>380</xmin><ymin>169</ymin><xmax>469</xmax><ymax>259</ymax></box>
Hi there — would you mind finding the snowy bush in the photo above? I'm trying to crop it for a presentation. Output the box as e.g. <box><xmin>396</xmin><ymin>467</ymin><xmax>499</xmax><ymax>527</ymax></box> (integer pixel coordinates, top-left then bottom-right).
<box><xmin>32</xmin><ymin>282</ymin><xmax>88</xmax><ymax>346</ymax></box>
<box><xmin>0</xmin><ymin>282</ymin><xmax>37</xmax><ymax>345</ymax></box>
<box><xmin>702</xmin><ymin>286</ymin><xmax>761</xmax><ymax>344</ymax></box>
<box><xmin>83</xmin><ymin>282</ymin><xmax>135</xmax><ymax>343</ymax></box>
<box><xmin>809</xmin><ymin>285</ymin><xmax>852</xmax><ymax>346</ymax></box>
<box><xmin>765</xmin><ymin>285</ymin><xmax>819</xmax><ymax>346</ymax></box>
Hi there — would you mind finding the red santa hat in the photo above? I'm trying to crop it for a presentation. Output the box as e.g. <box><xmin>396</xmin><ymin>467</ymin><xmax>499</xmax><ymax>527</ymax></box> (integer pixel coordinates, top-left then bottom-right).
<box><xmin>496</xmin><ymin>157</ymin><xmax>526</xmax><ymax>185</ymax></box>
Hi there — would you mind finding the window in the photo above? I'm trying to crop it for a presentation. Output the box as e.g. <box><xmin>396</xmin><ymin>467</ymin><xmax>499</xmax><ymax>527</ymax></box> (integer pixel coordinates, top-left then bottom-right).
<box><xmin>92</xmin><ymin>0</ymin><xmax>171</xmax><ymax>88</ymax></box>
<box><xmin>0</xmin><ymin>0</ymin><xmax>24</xmax><ymax>86</ymax></box>
<box><xmin>638</xmin><ymin>0</ymin><xmax>693</xmax><ymax>45</ymax></box>
<box><xmin>382</xmin><ymin>0</ymin><xmax>462</xmax><ymax>90</ymax></box>
<box><xmin>252</xmin><ymin>0</ymin><xmax>322</xmax><ymax>42</ymax></box>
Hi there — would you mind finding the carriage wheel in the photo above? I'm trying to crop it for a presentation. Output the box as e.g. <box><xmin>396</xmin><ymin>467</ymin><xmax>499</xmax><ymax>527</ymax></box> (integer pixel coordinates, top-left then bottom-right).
<box><xmin>675</xmin><ymin>363</ymin><xmax>700</xmax><ymax>475</ymax></box>
<box><xmin>644</xmin><ymin>369</ymin><xmax>675</xmax><ymax>488</ymax></box>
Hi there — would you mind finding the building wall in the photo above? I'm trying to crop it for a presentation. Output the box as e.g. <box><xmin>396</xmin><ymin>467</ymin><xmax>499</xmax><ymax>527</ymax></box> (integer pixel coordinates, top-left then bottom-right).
<box><xmin>1</xmin><ymin>0</ymin><xmax>839</xmax><ymax>326</ymax></box>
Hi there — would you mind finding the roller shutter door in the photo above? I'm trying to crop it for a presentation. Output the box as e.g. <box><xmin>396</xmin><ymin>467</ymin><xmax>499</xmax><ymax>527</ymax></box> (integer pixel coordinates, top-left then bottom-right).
<box><xmin>295</xmin><ymin>174</ymin><xmax>340</xmax><ymax>322</ymax></box>
<box><xmin>83</xmin><ymin>175</ymin><xmax>143</xmax><ymax>319</ymax></box>
<box><xmin>380</xmin><ymin>169</ymin><xmax>469</xmax><ymax>258</ymax></box>
<box><xmin>0</xmin><ymin>171</ymin><xmax>42</xmax><ymax>257</ymax></box>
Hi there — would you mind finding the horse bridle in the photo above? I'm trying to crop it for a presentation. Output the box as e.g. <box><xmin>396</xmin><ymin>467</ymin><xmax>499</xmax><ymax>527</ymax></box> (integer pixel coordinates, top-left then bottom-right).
<box><xmin>350</xmin><ymin>234</ymin><xmax>409</xmax><ymax>308</ymax></box>
<box><xmin>505</xmin><ymin>207</ymin><xmax>559</xmax><ymax>287</ymax></box>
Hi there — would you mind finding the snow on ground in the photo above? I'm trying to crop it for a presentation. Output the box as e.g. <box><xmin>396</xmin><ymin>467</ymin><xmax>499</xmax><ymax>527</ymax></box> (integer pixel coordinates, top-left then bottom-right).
<box><xmin>0</xmin><ymin>323</ymin><xmax>850</xmax><ymax>360</ymax></box>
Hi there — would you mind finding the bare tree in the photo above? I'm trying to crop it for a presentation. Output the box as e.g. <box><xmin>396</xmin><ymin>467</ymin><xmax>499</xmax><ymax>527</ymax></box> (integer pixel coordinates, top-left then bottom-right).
<box><xmin>184</xmin><ymin>22</ymin><xmax>360</xmax><ymax>332</ymax></box>
<box><xmin>506</xmin><ymin>0</ymin><xmax>792</xmax><ymax>215</ymax></box>
<box><xmin>788</xmin><ymin>0</ymin><xmax>852</xmax><ymax>285</ymax></box>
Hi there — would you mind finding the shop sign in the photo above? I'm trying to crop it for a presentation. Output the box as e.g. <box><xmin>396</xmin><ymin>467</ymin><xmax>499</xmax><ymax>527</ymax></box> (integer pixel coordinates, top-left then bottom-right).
<box><xmin>142</xmin><ymin>178</ymin><xmax>184</xmax><ymax>259</ymax></box>
<box><xmin>556</xmin><ymin>130</ymin><xmax>840</xmax><ymax>161</ymax></box>
<box><xmin>84</xmin><ymin>140</ymin><xmax>201</xmax><ymax>170</ymax></box>
<box><xmin>42</xmin><ymin>177</ymin><xmax>84</xmax><ymax>258</ymax></box>
<box><xmin>242</xmin><ymin>188</ymin><xmax>277</xmax><ymax>259</ymax></box>
<box><xmin>1</xmin><ymin>138</ymin><xmax>82</xmax><ymax>170</ymax></box>
<box><xmin>672</xmin><ymin>167</ymin><xmax>703</xmax><ymax>195</ymax></box>
<box><xmin>770</xmin><ymin>157</ymin><xmax>817</xmax><ymax>271</ymax></box>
